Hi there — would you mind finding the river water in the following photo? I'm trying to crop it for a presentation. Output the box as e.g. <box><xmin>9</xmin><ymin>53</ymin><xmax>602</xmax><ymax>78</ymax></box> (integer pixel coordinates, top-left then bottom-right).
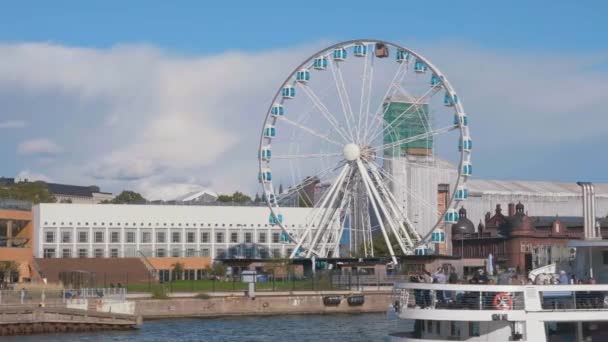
<box><xmin>5</xmin><ymin>313</ymin><xmax>410</xmax><ymax>342</ymax></box>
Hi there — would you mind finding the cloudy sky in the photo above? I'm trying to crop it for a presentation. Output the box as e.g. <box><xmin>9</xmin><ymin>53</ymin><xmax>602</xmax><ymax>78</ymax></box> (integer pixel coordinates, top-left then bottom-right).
<box><xmin>0</xmin><ymin>1</ymin><xmax>607</xmax><ymax>200</ymax></box>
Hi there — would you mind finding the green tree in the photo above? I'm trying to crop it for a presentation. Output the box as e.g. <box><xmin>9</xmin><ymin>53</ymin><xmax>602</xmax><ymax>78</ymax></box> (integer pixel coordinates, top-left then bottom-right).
<box><xmin>254</xmin><ymin>193</ymin><xmax>261</xmax><ymax>203</ymax></box>
<box><xmin>60</xmin><ymin>198</ymin><xmax>73</xmax><ymax>203</ymax></box>
<box><xmin>0</xmin><ymin>181</ymin><xmax>56</xmax><ymax>204</ymax></box>
<box><xmin>0</xmin><ymin>261</ymin><xmax>20</xmax><ymax>282</ymax></box>
<box><xmin>209</xmin><ymin>262</ymin><xmax>226</xmax><ymax>279</ymax></box>
<box><xmin>216</xmin><ymin>194</ymin><xmax>233</xmax><ymax>202</ymax></box>
<box><xmin>171</xmin><ymin>262</ymin><xmax>185</xmax><ymax>281</ymax></box>
<box><xmin>365</xmin><ymin>232</ymin><xmax>405</xmax><ymax>257</ymax></box>
<box><xmin>278</xmin><ymin>184</ymin><xmax>284</xmax><ymax>194</ymax></box>
<box><xmin>111</xmin><ymin>190</ymin><xmax>147</xmax><ymax>204</ymax></box>
<box><xmin>231</xmin><ymin>191</ymin><xmax>251</xmax><ymax>203</ymax></box>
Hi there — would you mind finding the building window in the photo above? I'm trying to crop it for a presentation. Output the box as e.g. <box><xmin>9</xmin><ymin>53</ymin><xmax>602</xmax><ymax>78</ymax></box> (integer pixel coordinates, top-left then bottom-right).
<box><xmin>110</xmin><ymin>248</ymin><xmax>119</xmax><ymax>258</ymax></box>
<box><xmin>230</xmin><ymin>232</ymin><xmax>238</xmax><ymax>243</ymax></box>
<box><xmin>94</xmin><ymin>231</ymin><xmax>104</xmax><ymax>243</ymax></box>
<box><xmin>244</xmin><ymin>232</ymin><xmax>252</xmax><ymax>243</ymax></box>
<box><xmin>216</xmin><ymin>232</ymin><xmax>224</xmax><ymax>243</ymax></box>
<box><xmin>187</xmin><ymin>232</ymin><xmax>195</xmax><ymax>243</ymax></box>
<box><xmin>468</xmin><ymin>322</ymin><xmax>480</xmax><ymax>337</ymax></box>
<box><xmin>78</xmin><ymin>231</ymin><xmax>88</xmax><ymax>243</ymax></box>
<box><xmin>286</xmin><ymin>248</ymin><xmax>293</xmax><ymax>257</ymax></box>
<box><xmin>94</xmin><ymin>248</ymin><xmax>104</xmax><ymax>258</ymax></box>
<box><xmin>45</xmin><ymin>231</ymin><xmax>55</xmax><ymax>243</ymax></box>
<box><xmin>157</xmin><ymin>232</ymin><xmax>166</xmax><ymax>243</ymax></box>
<box><xmin>43</xmin><ymin>248</ymin><xmax>55</xmax><ymax>258</ymax></box>
<box><xmin>258</xmin><ymin>232</ymin><xmax>266</xmax><ymax>243</ymax></box>
<box><xmin>172</xmin><ymin>232</ymin><xmax>181</xmax><ymax>243</ymax></box>
<box><xmin>201</xmin><ymin>248</ymin><xmax>210</xmax><ymax>257</ymax></box>
<box><xmin>171</xmin><ymin>249</ymin><xmax>180</xmax><ymax>257</ymax></box>
<box><xmin>156</xmin><ymin>248</ymin><xmax>166</xmax><ymax>257</ymax></box>
<box><xmin>201</xmin><ymin>232</ymin><xmax>210</xmax><ymax>243</ymax></box>
<box><xmin>603</xmin><ymin>251</ymin><xmax>608</xmax><ymax>265</ymax></box>
<box><xmin>78</xmin><ymin>248</ymin><xmax>88</xmax><ymax>258</ymax></box>
<box><xmin>111</xmin><ymin>231</ymin><xmax>120</xmax><ymax>243</ymax></box>
<box><xmin>186</xmin><ymin>248</ymin><xmax>195</xmax><ymax>257</ymax></box>
<box><xmin>436</xmin><ymin>321</ymin><xmax>441</xmax><ymax>335</ymax></box>
<box><xmin>126</xmin><ymin>231</ymin><xmax>135</xmax><ymax>243</ymax></box>
<box><xmin>61</xmin><ymin>231</ymin><xmax>71</xmax><ymax>243</ymax></box>
<box><xmin>272</xmin><ymin>249</ymin><xmax>281</xmax><ymax>258</ymax></box>
<box><xmin>272</xmin><ymin>232</ymin><xmax>280</xmax><ymax>243</ymax></box>
<box><xmin>62</xmin><ymin>248</ymin><xmax>71</xmax><ymax>258</ymax></box>
<box><xmin>141</xmin><ymin>232</ymin><xmax>152</xmax><ymax>243</ymax></box>
<box><xmin>216</xmin><ymin>248</ymin><xmax>226</xmax><ymax>258</ymax></box>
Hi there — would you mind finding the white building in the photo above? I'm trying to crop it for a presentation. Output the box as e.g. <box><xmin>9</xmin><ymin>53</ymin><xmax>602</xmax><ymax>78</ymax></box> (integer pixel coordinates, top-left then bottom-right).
<box><xmin>33</xmin><ymin>203</ymin><xmax>321</xmax><ymax>260</ymax></box>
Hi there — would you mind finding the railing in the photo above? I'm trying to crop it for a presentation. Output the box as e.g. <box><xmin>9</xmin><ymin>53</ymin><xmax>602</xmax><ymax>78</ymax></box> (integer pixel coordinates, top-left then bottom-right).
<box><xmin>63</xmin><ymin>288</ymin><xmax>127</xmax><ymax>301</ymax></box>
<box><xmin>540</xmin><ymin>285</ymin><xmax>608</xmax><ymax>310</ymax></box>
<box><xmin>392</xmin><ymin>282</ymin><xmax>608</xmax><ymax>313</ymax></box>
<box><xmin>137</xmin><ymin>250</ymin><xmax>158</xmax><ymax>279</ymax></box>
<box><xmin>393</xmin><ymin>283</ymin><xmax>526</xmax><ymax>311</ymax></box>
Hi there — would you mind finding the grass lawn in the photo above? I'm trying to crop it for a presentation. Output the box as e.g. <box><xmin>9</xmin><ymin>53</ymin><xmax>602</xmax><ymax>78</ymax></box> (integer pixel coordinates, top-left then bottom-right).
<box><xmin>127</xmin><ymin>277</ymin><xmax>339</xmax><ymax>293</ymax></box>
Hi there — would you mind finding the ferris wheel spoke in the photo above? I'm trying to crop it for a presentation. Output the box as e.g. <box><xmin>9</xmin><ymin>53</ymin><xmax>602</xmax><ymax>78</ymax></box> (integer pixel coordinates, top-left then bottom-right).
<box><xmin>357</xmin><ymin>47</ymin><xmax>374</xmax><ymax>143</ymax></box>
<box><xmin>328</xmin><ymin>58</ymin><xmax>357</xmax><ymax>142</ymax></box>
<box><xmin>366</xmin><ymin>85</ymin><xmax>440</xmax><ymax>144</ymax></box>
<box><xmin>278</xmin><ymin>116</ymin><xmax>343</xmax><ymax>147</ymax></box>
<box><xmin>362</xmin><ymin>61</ymin><xmax>408</xmax><ymax>143</ymax></box>
<box><xmin>299</xmin><ymin>84</ymin><xmax>352</xmax><ymax>143</ymax></box>
<box><xmin>317</xmin><ymin>168</ymin><xmax>354</xmax><ymax>256</ymax></box>
<box><xmin>371</xmin><ymin>160</ymin><xmax>444</xmax><ymax>219</ymax></box>
<box><xmin>273</xmin><ymin>152</ymin><xmax>342</xmax><ymax>160</ymax></box>
<box><xmin>366</xmin><ymin>161</ymin><xmax>420</xmax><ymax>244</ymax></box>
<box><xmin>372</xmin><ymin>125</ymin><xmax>458</xmax><ymax>153</ymax></box>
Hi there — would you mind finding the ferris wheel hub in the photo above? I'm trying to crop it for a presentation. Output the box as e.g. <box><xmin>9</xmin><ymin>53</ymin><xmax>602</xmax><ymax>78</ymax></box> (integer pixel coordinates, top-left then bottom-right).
<box><xmin>343</xmin><ymin>143</ymin><xmax>361</xmax><ymax>161</ymax></box>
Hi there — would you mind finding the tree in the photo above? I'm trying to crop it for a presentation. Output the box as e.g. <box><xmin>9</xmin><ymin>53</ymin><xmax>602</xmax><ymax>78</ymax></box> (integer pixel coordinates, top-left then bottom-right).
<box><xmin>231</xmin><ymin>191</ymin><xmax>251</xmax><ymax>203</ymax></box>
<box><xmin>364</xmin><ymin>232</ymin><xmax>404</xmax><ymax>257</ymax></box>
<box><xmin>0</xmin><ymin>261</ymin><xmax>20</xmax><ymax>283</ymax></box>
<box><xmin>111</xmin><ymin>190</ymin><xmax>147</xmax><ymax>204</ymax></box>
<box><xmin>60</xmin><ymin>198</ymin><xmax>73</xmax><ymax>203</ymax></box>
<box><xmin>278</xmin><ymin>184</ymin><xmax>284</xmax><ymax>194</ymax></box>
<box><xmin>254</xmin><ymin>193</ymin><xmax>261</xmax><ymax>203</ymax></box>
<box><xmin>216</xmin><ymin>194</ymin><xmax>233</xmax><ymax>203</ymax></box>
<box><xmin>171</xmin><ymin>262</ymin><xmax>185</xmax><ymax>281</ymax></box>
<box><xmin>209</xmin><ymin>262</ymin><xmax>227</xmax><ymax>279</ymax></box>
<box><xmin>0</xmin><ymin>181</ymin><xmax>56</xmax><ymax>204</ymax></box>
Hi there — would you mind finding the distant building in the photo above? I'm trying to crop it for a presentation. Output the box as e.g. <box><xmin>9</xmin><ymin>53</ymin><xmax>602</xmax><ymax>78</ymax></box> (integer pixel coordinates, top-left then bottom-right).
<box><xmin>0</xmin><ymin>177</ymin><xmax>15</xmax><ymax>186</ymax></box>
<box><xmin>46</xmin><ymin>183</ymin><xmax>113</xmax><ymax>204</ymax></box>
<box><xmin>33</xmin><ymin>203</ymin><xmax>332</xmax><ymax>261</ymax></box>
<box><xmin>173</xmin><ymin>189</ymin><xmax>218</xmax><ymax>204</ymax></box>
<box><xmin>451</xmin><ymin>203</ymin><xmax>608</xmax><ymax>276</ymax></box>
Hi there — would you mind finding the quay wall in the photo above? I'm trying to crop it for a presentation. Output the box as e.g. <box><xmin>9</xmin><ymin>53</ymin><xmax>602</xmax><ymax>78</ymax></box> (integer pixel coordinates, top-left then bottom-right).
<box><xmin>135</xmin><ymin>292</ymin><xmax>393</xmax><ymax>319</ymax></box>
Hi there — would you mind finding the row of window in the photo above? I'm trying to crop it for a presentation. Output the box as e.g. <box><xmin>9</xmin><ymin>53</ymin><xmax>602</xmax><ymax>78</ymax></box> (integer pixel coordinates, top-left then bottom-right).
<box><xmin>44</xmin><ymin>230</ymin><xmax>285</xmax><ymax>244</ymax></box>
<box><xmin>43</xmin><ymin>222</ymin><xmax>306</xmax><ymax>228</ymax></box>
<box><xmin>42</xmin><ymin>247</ymin><xmax>294</xmax><ymax>259</ymax></box>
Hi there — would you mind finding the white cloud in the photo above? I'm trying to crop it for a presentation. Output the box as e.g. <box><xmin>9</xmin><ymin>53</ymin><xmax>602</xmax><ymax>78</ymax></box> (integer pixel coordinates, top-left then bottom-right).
<box><xmin>0</xmin><ymin>120</ymin><xmax>26</xmax><ymax>129</ymax></box>
<box><xmin>17</xmin><ymin>138</ymin><xmax>62</xmax><ymax>156</ymax></box>
<box><xmin>1</xmin><ymin>41</ymin><xmax>606</xmax><ymax>199</ymax></box>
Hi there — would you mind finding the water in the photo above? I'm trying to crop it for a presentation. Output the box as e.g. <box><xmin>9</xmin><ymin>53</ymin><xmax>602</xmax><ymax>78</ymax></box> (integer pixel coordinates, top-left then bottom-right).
<box><xmin>5</xmin><ymin>313</ymin><xmax>410</xmax><ymax>342</ymax></box>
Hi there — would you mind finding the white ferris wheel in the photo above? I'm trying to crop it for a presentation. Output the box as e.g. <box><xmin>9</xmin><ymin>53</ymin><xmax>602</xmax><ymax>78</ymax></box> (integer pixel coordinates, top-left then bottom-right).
<box><xmin>258</xmin><ymin>39</ymin><xmax>471</xmax><ymax>264</ymax></box>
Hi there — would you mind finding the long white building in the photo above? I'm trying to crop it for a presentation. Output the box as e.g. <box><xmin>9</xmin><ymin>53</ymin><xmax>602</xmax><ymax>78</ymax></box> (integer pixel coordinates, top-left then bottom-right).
<box><xmin>33</xmin><ymin>203</ymin><xmax>320</xmax><ymax>260</ymax></box>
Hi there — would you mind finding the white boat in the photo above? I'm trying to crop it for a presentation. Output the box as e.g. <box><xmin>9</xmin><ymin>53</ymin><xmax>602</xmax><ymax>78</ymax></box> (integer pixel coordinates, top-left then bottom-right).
<box><xmin>389</xmin><ymin>240</ymin><xmax>608</xmax><ymax>341</ymax></box>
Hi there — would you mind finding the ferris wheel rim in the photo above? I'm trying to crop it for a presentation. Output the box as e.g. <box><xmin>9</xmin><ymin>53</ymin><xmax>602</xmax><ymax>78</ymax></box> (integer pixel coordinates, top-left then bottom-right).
<box><xmin>257</xmin><ymin>38</ymin><xmax>471</xmax><ymax>254</ymax></box>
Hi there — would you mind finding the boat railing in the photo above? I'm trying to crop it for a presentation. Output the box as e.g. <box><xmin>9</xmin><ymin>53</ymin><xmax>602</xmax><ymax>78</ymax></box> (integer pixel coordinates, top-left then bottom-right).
<box><xmin>392</xmin><ymin>283</ymin><xmax>608</xmax><ymax>313</ymax></box>
<box><xmin>392</xmin><ymin>283</ymin><xmax>526</xmax><ymax>312</ymax></box>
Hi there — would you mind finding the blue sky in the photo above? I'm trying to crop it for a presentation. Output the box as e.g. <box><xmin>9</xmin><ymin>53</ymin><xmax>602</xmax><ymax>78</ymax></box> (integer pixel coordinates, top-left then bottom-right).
<box><xmin>1</xmin><ymin>1</ymin><xmax>606</xmax><ymax>53</ymax></box>
<box><xmin>0</xmin><ymin>1</ymin><xmax>607</xmax><ymax>199</ymax></box>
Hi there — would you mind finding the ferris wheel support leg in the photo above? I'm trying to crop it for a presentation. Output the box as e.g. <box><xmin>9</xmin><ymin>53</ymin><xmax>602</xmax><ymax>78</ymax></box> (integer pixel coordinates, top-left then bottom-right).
<box><xmin>368</xmin><ymin>164</ymin><xmax>414</xmax><ymax>248</ymax></box>
<box><xmin>356</xmin><ymin>159</ymin><xmax>398</xmax><ymax>265</ymax></box>
<box><xmin>319</xmin><ymin>184</ymin><xmax>352</xmax><ymax>257</ymax></box>
<box><xmin>290</xmin><ymin>164</ymin><xmax>350</xmax><ymax>259</ymax></box>
<box><xmin>359</xmin><ymin>161</ymin><xmax>409</xmax><ymax>256</ymax></box>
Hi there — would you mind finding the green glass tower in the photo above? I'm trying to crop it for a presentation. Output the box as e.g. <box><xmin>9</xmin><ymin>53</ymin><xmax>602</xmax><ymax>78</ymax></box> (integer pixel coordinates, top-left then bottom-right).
<box><xmin>383</xmin><ymin>98</ymin><xmax>431</xmax><ymax>157</ymax></box>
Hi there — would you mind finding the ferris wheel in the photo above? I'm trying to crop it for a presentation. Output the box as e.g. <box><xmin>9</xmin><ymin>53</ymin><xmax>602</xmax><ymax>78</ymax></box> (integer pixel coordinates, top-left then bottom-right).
<box><xmin>258</xmin><ymin>39</ymin><xmax>471</xmax><ymax>264</ymax></box>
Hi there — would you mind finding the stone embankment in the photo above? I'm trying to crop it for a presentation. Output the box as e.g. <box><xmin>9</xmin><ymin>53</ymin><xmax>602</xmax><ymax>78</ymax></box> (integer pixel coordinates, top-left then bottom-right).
<box><xmin>135</xmin><ymin>291</ymin><xmax>393</xmax><ymax>319</ymax></box>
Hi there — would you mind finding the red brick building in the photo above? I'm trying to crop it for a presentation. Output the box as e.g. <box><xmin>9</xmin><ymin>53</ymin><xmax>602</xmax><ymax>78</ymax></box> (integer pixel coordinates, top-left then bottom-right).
<box><xmin>452</xmin><ymin>202</ymin><xmax>608</xmax><ymax>274</ymax></box>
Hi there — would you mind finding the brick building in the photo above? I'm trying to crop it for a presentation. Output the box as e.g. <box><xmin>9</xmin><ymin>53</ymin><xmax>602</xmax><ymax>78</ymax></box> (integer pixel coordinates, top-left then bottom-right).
<box><xmin>451</xmin><ymin>202</ymin><xmax>608</xmax><ymax>275</ymax></box>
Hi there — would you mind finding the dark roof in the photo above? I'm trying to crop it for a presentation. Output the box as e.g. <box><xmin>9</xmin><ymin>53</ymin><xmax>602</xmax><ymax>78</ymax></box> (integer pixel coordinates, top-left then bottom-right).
<box><xmin>46</xmin><ymin>183</ymin><xmax>100</xmax><ymax>197</ymax></box>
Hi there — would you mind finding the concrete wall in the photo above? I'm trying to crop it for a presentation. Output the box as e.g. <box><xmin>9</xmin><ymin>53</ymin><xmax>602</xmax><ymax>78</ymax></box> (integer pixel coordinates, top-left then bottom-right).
<box><xmin>135</xmin><ymin>292</ymin><xmax>392</xmax><ymax>319</ymax></box>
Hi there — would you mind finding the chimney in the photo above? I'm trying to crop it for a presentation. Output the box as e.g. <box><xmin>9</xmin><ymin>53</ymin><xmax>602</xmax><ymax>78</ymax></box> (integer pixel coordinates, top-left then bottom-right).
<box><xmin>577</xmin><ymin>182</ymin><xmax>598</xmax><ymax>239</ymax></box>
<box><xmin>508</xmin><ymin>203</ymin><xmax>515</xmax><ymax>217</ymax></box>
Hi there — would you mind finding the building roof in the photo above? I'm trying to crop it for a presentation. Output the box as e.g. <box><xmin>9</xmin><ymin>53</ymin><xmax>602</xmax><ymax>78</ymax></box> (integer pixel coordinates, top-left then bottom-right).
<box><xmin>46</xmin><ymin>183</ymin><xmax>106</xmax><ymax>197</ymax></box>
<box><xmin>173</xmin><ymin>189</ymin><xmax>218</xmax><ymax>202</ymax></box>
<box><xmin>467</xmin><ymin>179</ymin><xmax>608</xmax><ymax>198</ymax></box>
